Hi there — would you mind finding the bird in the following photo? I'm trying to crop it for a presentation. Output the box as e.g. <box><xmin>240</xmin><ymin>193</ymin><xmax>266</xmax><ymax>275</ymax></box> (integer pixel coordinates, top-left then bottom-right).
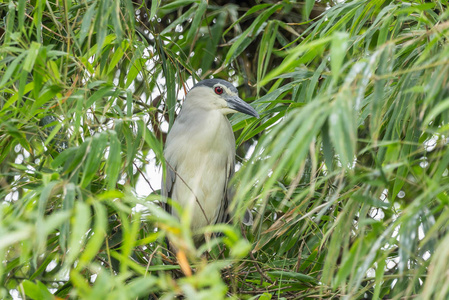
<box><xmin>162</xmin><ymin>78</ymin><xmax>258</xmax><ymax>245</ymax></box>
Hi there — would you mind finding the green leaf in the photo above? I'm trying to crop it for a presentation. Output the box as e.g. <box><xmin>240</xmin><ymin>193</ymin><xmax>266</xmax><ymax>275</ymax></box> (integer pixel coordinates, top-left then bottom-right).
<box><xmin>86</xmin><ymin>86</ymin><xmax>115</xmax><ymax>108</ymax></box>
<box><xmin>159</xmin><ymin>35</ymin><xmax>176</xmax><ymax>128</ymax></box>
<box><xmin>321</xmin><ymin>122</ymin><xmax>334</xmax><ymax>172</ymax></box>
<box><xmin>17</xmin><ymin>0</ymin><xmax>26</xmax><ymax>32</ymax></box>
<box><xmin>105</xmin><ymin>130</ymin><xmax>121</xmax><ymax>190</ymax></box>
<box><xmin>268</xmin><ymin>271</ymin><xmax>318</xmax><ymax>283</ymax></box>
<box><xmin>79</xmin><ymin>4</ymin><xmax>96</xmax><ymax>45</ymax></box>
<box><xmin>60</xmin><ymin>183</ymin><xmax>76</xmax><ymax>251</ymax></box>
<box><xmin>65</xmin><ymin>201</ymin><xmax>91</xmax><ymax>267</ymax></box>
<box><xmin>150</xmin><ymin>0</ymin><xmax>160</xmax><ymax>21</ymax></box>
<box><xmin>330</xmin><ymin>32</ymin><xmax>349</xmax><ymax>82</ymax></box>
<box><xmin>107</xmin><ymin>42</ymin><xmax>128</xmax><ymax>75</ymax></box>
<box><xmin>225</xmin><ymin>4</ymin><xmax>282</xmax><ymax>65</ymax></box>
<box><xmin>81</xmin><ymin>132</ymin><xmax>108</xmax><ymax>188</ymax></box>
<box><xmin>201</xmin><ymin>11</ymin><xmax>226</xmax><ymax>72</ymax></box>
<box><xmin>125</xmin><ymin>58</ymin><xmax>144</xmax><ymax>88</ymax></box>
<box><xmin>257</xmin><ymin>21</ymin><xmax>278</xmax><ymax>93</ymax></box>
<box><xmin>304</xmin><ymin>0</ymin><xmax>314</xmax><ymax>19</ymax></box>
<box><xmin>352</xmin><ymin>194</ymin><xmax>389</xmax><ymax>209</ymax></box>
<box><xmin>21</xmin><ymin>280</ymin><xmax>54</xmax><ymax>300</ymax></box>
<box><xmin>185</xmin><ymin>1</ymin><xmax>207</xmax><ymax>44</ymax></box>
<box><xmin>260</xmin><ymin>36</ymin><xmax>332</xmax><ymax>86</ymax></box>
<box><xmin>0</xmin><ymin>51</ymin><xmax>26</xmax><ymax>88</ymax></box>
<box><xmin>160</xmin><ymin>0</ymin><xmax>197</xmax><ymax>11</ymax></box>
<box><xmin>78</xmin><ymin>201</ymin><xmax>107</xmax><ymax>268</ymax></box>
<box><xmin>23</xmin><ymin>42</ymin><xmax>41</xmax><ymax>72</ymax></box>
<box><xmin>257</xmin><ymin>293</ymin><xmax>272</xmax><ymax>300</ymax></box>
<box><xmin>328</xmin><ymin>94</ymin><xmax>356</xmax><ymax>169</ymax></box>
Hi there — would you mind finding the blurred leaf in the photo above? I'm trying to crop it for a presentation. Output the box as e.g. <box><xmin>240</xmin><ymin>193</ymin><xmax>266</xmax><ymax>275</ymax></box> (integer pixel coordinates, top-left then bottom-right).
<box><xmin>224</xmin><ymin>4</ymin><xmax>282</xmax><ymax>65</ymax></box>
<box><xmin>260</xmin><ymin>36</ymin><xmax>331</xmax><ymax>86</ymax></box>
<box><xmin>105</xmin><ymin>130</ymin><xmax>121</xmax><ymax>190</ymax></box>
<box><xmin>330</xmin><ymin>32</ymin><xmax>349</xmax><ymax>82</ymax></box>
<box><xmin>65</xmin><ymin>201</ymin><xmax>91</xmax><ymax>267</ymax></box>
<box><xmin>304</xmin><ymin>0</ymin><xmax>314</xmax><ymax>19</ymax></box>
<box><xmin>23</xmin><ymin>42</ymin><xmax>41</xmax><ymax>72</ymax></box>
<box><xmin>78</xmin><ymin>201</ymin><xmax>107</xmax><ymax>268</ymax></box>
<box><xmin>185</xmin><ymin>1</ymin><xmax>207</xmax><ymax>44</ymax></box>
<box><xmin>268</xmin><ymin>271</ymin><xmax>318</xmax><ymax>283</ymax></box>
<box><xmin>21</xmin><ymin>280</ymin><xmax>54</xmax><ymax>300</ymax></box>
<box><xmin>80</xmin><ymin>133</ymin><xmax>108</xmax><ymax>188</ymax></box>
<box><xmin>328</xmin><ymin>94</ymin><xmax>356</xmax><ymax>169</ymax></box>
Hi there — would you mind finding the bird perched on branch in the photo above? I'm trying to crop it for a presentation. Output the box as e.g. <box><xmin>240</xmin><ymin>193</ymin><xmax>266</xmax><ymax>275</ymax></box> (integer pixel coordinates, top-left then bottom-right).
<box><xmin>162</xmin><ymin>78</ymin><xmax>258</xmax><ymax>245</ymax></box>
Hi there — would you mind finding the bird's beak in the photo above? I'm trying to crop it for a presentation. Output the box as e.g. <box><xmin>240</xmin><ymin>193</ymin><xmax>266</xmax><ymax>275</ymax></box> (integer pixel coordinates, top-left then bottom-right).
<box><xmin>225</xmin><ymin>95</ymin><xmax>259</xmax><ymax>118</ymax></box>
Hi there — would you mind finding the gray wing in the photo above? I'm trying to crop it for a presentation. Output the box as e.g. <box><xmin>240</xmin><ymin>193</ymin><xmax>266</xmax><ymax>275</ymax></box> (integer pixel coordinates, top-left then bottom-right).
<box><xmin>220</xmin><ymin>157</ymin><xmax>253</xmax><ymax>226</ymax></box>
<box><xmin>216</xmin><ymin>156</ymin><xmax>234</xmax><ymax>224</ymax></box>
<box><xmin>161</xmin><ymin>161</ymin><xmax>176</xmax><ymax>215</ymax></box>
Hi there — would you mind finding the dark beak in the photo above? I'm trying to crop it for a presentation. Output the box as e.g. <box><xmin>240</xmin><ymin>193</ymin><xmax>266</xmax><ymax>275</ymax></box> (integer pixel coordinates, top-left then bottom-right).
<box><xmin>226</xmin><ymin>95</ymin><xmax>259</xmax><ymax>118</ymax></box>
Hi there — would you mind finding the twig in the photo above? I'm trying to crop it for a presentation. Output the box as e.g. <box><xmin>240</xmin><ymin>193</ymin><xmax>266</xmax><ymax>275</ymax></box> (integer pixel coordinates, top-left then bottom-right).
<box><xmin>134</xmin><ymin>162</ymin><xmax>155</xmax><ymax>193</ymax></box>
<box><xmin>249</xmin><ymin>251</ymin><xmax>274</xmax><ymax>284</ymax></box>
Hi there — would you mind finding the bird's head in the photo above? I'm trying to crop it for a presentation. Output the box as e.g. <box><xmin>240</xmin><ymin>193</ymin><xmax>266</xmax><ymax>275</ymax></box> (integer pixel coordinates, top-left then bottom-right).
<box><xmin>185</xmin><ymin>79</ymin><xmax>259</xmax><ymax>118</ymax></box>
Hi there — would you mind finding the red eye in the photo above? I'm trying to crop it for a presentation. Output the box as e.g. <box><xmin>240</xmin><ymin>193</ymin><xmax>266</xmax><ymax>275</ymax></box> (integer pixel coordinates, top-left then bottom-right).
<box><xmin>214</xmin><ymin>86</ymin><xmax>223</xmax><ymax>95</ymax></box>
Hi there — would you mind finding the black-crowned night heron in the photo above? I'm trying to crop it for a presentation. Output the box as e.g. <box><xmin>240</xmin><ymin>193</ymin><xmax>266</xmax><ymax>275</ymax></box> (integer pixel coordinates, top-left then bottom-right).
<box><xmin>162</xmin><ymin>78</ymin><xmax>258</xmax><ymax>244</ymax></box>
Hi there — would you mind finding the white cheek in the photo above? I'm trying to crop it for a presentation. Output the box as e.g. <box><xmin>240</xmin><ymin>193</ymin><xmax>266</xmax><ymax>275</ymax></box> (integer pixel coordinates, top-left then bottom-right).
<box><xmin>212</xmin><ymin>96</ymin><xmax>228</xmax><ymax>108</ymax></box>
<box><xmin>220</xmin><ymin>107</ymin><xmax>235</xmax><ymax>115</ymax></box>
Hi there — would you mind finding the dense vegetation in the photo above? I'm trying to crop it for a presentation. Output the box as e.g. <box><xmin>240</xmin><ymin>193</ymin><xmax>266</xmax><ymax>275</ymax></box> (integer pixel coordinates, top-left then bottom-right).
<box><xmin>2</xmin><ymin>0</ymin><xmax>449</xmax><ymax>299</ymax></box>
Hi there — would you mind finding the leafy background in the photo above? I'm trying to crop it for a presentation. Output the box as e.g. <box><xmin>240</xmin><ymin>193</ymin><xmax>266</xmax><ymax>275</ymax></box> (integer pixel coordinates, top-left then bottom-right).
<box><xmin>1</xmin><ymin>0</ymin><xmax>449</xmax><ymax>299</ymax></box>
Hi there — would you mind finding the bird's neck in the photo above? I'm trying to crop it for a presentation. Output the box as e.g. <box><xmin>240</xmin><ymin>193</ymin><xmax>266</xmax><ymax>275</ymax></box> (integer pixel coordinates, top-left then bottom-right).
<box><xmin>177</xmin><ymin>108</ymin><xmax>235</xmax><ymax>150</ymax></box>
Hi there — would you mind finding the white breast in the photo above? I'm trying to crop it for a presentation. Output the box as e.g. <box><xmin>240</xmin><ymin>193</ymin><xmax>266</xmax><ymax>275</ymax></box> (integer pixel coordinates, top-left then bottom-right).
<box><xmin>164</xmin><ymin>109</ymin><xmax>235</xmax><ymax>231</ymax></box>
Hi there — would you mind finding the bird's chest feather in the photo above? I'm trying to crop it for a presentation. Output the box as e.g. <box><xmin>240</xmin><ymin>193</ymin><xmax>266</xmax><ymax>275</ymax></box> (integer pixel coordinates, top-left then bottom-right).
<box><xmin>175</xmin><ymin>115</ymin><xmax>234</xmax><ymax>179</ymax></box>
<box><xmin>164</xmin><ymin>111</ymin><xmax>235</xmax><ymax>228</ymax></box>
<box><xmin>168</xmin><ymin>111</ymin><xmax>235</xmax><ymax>158</ymax></box>
<box><xmin>191</xmin><ymin>113</ymin><xmax>233</xmax><ymax>150</ymax></box>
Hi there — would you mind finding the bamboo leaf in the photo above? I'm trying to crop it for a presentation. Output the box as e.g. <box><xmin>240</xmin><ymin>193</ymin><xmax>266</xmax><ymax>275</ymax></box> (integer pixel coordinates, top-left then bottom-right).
<box><xmin>331</xmin><ymin>32</ymin><xmax>349</xmax><ymax>82</ymax></box>
<box><xmin>81</xmin><ymin>132</ymin><xmax>108</xmax><ymax>188</ymax></box>
<box><xmin>23</xmin><ymin>42</ymin><xmax>41</xmax><ymax>72</ymax></box>
<box><xmin>78</xmin><ymin>201</ymin><xmax>107</xmax><ymax>268</ymax></box>
<box><xmin>106</xmin><ymin>130</ymin><xmax>121</xmax><ymax>190</ymax></box>
<box><xmin>185</xmin><ymin>1</ymin><xmax>207</xmax><ymax>44</ymax></box>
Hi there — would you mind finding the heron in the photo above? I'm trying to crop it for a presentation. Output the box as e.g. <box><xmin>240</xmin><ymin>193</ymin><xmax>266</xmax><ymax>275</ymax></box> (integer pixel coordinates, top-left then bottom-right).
<box><xmin>162</xmin><ymin>78</ymin><xmax>258</xmax><ymax>245</ymax></box>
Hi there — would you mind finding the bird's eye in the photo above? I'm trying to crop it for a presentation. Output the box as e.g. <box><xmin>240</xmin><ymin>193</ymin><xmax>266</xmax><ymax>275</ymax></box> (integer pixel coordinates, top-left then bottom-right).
<box><xmin>214</xmin><ymin>86</ymin><xmax>223</xmax><ymax>95</ymax></box>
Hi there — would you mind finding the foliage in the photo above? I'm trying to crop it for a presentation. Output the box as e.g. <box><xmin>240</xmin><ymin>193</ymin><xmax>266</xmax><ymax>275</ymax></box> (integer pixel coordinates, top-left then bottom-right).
<box><xmin>1</xmin><ymin>0</ymin><xmax>449</xmax><ymax>299</ymax></box>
